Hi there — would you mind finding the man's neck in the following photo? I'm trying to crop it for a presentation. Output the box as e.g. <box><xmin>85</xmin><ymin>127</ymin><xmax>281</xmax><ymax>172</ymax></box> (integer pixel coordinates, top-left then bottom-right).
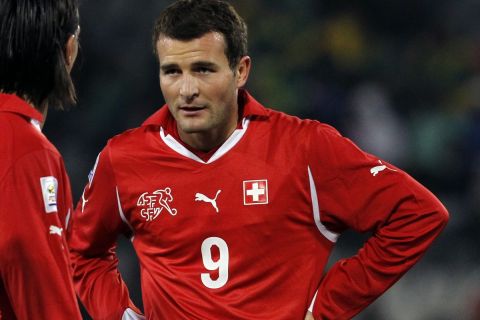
<box><xmin>177</xmin><ymin>122</ymin><xmax>237</xmax><ymax>152</ymax></box>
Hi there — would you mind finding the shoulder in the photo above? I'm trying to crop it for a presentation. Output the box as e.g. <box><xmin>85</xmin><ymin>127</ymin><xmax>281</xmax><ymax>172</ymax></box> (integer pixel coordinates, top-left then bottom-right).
<box><xmin>2</xmin><ymin>112</ymin><xmax>57</xmax><ymax>147</ymax></box>
<box><xmin>101</xmin><ymin>124</ymin><xmax>161</xmax><ymax>160</ymax></box>
<box><xmin>0</xmin><ymin>113</ymin><xmax>60</xmax><ymax>176</ymax></box>
<box><xmin>109</xmin><ymin>124</ymin><xmax>158</xmax><ymax>146</ymax></box>
<box><xmin>258</xmin><ymin>107</ymin><xmax>342</xmax><ymax>139</ymax></box>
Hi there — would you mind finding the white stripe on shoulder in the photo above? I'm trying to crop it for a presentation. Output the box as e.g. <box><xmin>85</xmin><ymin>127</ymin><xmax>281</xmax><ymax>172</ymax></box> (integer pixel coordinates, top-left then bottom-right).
<box><xmin>159</xmin><ymin>117</ymin><xmax>250</xmax><ymax>164</ymax></box>
<box><xmin>122</xmin><ymin>308</ymin><xmax>145</xmax><ymax>320</ymax></box>
<box><xmin>308</xmin><ymin>166</ymin><xmax>339</xmax><ymax>242</ymax></box>
<box><xmin>116</xmin><ymin>187</ymin><xmax>135</xmax><ymax>240</ymax></box>
<box><xmin>30</xmin><ymin>119</ymin><xmax>41</xmax><ymax>132</ymax></box>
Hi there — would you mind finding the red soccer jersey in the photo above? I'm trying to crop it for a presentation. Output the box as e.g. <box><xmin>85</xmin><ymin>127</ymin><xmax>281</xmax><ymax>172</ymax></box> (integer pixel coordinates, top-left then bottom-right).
<box><xmin>0</xmin><ymin>94</ymin><xmax>81</xmax><ymax>319</ymax></box>
<box><xmin>69</xmin><ymin>90</ymin><xmax>448</xmax><ymax>320</ymax></box>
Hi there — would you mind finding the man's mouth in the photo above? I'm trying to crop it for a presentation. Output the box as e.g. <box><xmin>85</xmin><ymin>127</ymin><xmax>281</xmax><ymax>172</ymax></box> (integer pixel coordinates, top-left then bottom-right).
<box><xmin>179</xmin><ymin>105</ymin><xmax>206</xmax><ymax>115</ymax></box>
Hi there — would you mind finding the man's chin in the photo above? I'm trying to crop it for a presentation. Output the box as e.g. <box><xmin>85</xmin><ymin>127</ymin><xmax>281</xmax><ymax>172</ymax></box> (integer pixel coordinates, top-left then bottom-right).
<box><xmin>178</xmin><ymin>124</ymin><xmax>207</xmax><ymax>134</ymax></box>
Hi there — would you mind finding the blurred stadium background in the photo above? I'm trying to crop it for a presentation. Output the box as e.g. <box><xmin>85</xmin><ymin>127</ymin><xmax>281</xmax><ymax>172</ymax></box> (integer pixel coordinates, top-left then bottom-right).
<box><xmin>45</xmin><ymin>0</ymin><xmax>480</xmax><ymax>319</ymax></box>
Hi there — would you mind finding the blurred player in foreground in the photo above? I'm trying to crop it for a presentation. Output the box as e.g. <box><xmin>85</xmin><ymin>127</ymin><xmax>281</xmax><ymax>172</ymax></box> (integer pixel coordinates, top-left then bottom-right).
<box><xmin>0</xmin><ymin>0</ymin><xmax>82</xmax><ymax>318</ymax></box>
<box><xmin>69</xmin><ymin>0</ymin><xmax>449</xmax><ymax>319</ymax></box>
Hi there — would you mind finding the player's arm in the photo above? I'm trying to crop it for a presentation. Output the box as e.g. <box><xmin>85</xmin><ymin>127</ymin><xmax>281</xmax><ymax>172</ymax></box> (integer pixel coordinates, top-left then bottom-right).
<box><xmin>68</xmin><ymin>146</ymin><xmax>143</xmax><ymax>320</ymax></box>
<box><xmin>308</xmin><ymin>124</ymin><xmax>449</xmax><ymax>320</ymax></box>
<box><xmin>0</xmin><ymin>150</ymin><xmax>82</xmax><ymax>319</ymax></box>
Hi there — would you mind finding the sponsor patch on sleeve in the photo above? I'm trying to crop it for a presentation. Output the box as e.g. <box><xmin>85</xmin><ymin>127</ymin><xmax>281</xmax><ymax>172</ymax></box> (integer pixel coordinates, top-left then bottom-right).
<box><xmin>40</xmin><ymin>176</ymin><xmax>58</xmax><ymax>213</ymax></box>
<box><xmin>88</xmin><ymin>153</ymin><xmax>100</xmax><ymax>185</ymax></box>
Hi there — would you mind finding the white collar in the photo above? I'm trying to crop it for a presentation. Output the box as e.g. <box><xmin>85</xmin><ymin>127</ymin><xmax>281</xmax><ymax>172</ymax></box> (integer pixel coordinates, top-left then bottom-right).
<box><xmin>160</xmin><ymin>117</ymin><xmax>250</xmax><ymax>164</ymax></box>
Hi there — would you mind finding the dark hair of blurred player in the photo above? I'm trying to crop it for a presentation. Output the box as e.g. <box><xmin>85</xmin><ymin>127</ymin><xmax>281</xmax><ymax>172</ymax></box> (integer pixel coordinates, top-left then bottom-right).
<box><xmin>0</xmin><ymin>0</ymin><xmax>79</xmax><ymax>113</ymax></box>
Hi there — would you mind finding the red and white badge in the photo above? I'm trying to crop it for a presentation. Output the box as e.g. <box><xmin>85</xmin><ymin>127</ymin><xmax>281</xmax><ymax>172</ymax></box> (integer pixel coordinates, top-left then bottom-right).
<box><xmin>243</xmin><ymin>179</ymin><xmax>268</xmax><ymax>205</ymax></box>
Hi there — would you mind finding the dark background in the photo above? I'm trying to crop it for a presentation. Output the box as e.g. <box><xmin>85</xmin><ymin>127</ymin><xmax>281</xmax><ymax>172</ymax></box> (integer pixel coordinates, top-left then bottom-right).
<box><xmin>45</xmin><ymin>1</ymin><xmax>480</xmax><ymax>319</ymax></box>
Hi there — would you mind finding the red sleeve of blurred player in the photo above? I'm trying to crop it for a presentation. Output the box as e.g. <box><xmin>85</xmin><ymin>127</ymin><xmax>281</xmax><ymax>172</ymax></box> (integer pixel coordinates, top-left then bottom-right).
<box><xmin>308</xmin><ymin>124</ymin><xmax>449</xmax><ymax>320</ymax></box>
<box><xmin>68</xmin><ymin>145</ymin><xmax>142</xmax><ymax>319</ymax></box>
<box><xmin>0</xmin><ymin>148</ymin><xmax>81</xmax><ymax>319</ymax></box>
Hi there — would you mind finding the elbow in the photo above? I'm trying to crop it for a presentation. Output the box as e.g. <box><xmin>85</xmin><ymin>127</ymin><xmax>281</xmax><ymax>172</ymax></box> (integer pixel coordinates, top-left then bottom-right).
<box><xmin>436</xmin><ymin>204</ymin><xmax>449</xmax><ymax>230</ymax></box>
<box><xmin>419</xmin><ymin>189</ymin><xmax>450</xmax><ymax>231</ymax></box>
<box><xmin>427</xmin><ymin>201</ymin><xmax>449</xmax><ymax>235</ymax></box>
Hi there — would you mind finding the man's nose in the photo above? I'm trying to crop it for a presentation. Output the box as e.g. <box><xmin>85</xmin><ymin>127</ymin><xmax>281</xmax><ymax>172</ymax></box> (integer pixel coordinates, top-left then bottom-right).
<box><xmin>179</xmin><ymin>74</ymin><xmax>199</xmax><ymax>101</ymax></box>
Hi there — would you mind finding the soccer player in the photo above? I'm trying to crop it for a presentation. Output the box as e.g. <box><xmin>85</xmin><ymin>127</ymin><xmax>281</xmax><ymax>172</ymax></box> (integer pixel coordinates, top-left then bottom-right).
<box><xmin>0</xmin><ymin>0</ymin><xmax>82</xmax><ymax>319</ymax></box>
<box><xmin>68</xmin><ymin>0</ymin><xmax>449</xmax><ymax>319</ymax></box>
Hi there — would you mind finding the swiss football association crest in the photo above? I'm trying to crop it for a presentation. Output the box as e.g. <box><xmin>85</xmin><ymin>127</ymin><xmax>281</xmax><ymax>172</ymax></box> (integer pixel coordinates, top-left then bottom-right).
<box><xmin>243</xmin><ymin>179</ymin><xmax>268</xmax><ymax>205</ymax></box>
<box><xmin>137</xmin><ymin>187</ymin><xmax>177</xmax><ymax>221</ymax></box>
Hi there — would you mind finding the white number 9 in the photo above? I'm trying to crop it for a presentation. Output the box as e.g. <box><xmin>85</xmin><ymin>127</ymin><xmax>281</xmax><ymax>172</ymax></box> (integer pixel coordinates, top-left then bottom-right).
<box><xmin>201</xmin><ymin>237</ymin><xmax>229</xmax><ymax>289</ymax></box>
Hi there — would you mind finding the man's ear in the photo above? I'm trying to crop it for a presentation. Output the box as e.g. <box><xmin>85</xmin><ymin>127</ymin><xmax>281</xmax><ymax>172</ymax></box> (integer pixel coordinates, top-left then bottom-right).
<box><xmin>236</xmin><ymin>56</ymin><xmax>251</xmax><ymax>88</ymax></box>
<box><xmin>65</xmin><ymin>32</ymin><xmax>79</xmax><ymax>72</ymax></box>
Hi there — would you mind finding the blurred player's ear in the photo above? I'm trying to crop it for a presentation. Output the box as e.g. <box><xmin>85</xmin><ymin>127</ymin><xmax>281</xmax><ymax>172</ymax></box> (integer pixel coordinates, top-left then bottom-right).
<box><xmin>65</xmin><ymin>28</ymin><xmax>79</xmax><ymax>72</ymax></box>
<box><xmin>235</xmin><ymin>55</ymin><xmax>251</xmax><ymax>88</ymax></box>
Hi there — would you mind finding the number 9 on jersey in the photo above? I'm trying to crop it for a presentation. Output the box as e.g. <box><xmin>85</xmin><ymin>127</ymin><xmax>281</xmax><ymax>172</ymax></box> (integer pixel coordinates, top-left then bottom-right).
<box><xmin>201</xmin><ymin>237</ymin><xmax>229</xmax><ymax>289</ymax></box>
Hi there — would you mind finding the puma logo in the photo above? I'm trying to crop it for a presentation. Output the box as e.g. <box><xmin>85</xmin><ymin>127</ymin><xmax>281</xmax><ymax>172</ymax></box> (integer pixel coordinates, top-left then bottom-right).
<box><xmin>370</xmin><ymin>160</ymin><xmax>397</xmax><ymax>176</ymax></box>
<box><xmin>49</xmin><ymin>225</ymin><xmax>63</xmax><ymax>236</ymax></box>
<box><xmin>195</xmin><ymin>190</ymin><xmax>221</xmax><ymax>213</ymax></box>
<box><xmin>81</xmin><ymin>189</ymin><xmax>88</xmax><ymax>213</ymax></box>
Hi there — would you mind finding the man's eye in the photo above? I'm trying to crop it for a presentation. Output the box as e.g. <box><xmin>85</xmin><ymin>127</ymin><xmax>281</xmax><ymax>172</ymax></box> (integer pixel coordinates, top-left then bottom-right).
<box><xmin>197</xmin><ymin>67</ymin><xmax>213</xmax><ymax>74</ymax></box>
<box><xmin>164</xmin><ymin>69</ymin><xmax>180</xmax><ymax>75</ymax></box>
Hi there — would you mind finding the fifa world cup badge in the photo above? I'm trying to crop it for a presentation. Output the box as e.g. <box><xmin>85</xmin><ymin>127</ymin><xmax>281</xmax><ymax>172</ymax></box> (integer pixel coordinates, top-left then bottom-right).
<box><xmin>40</xmin><ymin>176</ymin><xmax>58</xmax><ymax>213</ymax></box>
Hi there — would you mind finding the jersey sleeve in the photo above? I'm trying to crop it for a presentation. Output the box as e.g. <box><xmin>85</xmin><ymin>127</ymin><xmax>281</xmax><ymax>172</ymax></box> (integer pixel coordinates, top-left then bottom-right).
<box><xmin>307</xmin><ymin>124</ymin><xmax>449</xmax><ymax>319</ymax></box>
<box><xmin>0</xmin><ymin>150</ymin><xmax>82</xmax><ymax>319</ymax></box>
<box><xmin>67</xmin><ymin>145</ymin><xmax>142</xmax><ymax>319</ymax></box>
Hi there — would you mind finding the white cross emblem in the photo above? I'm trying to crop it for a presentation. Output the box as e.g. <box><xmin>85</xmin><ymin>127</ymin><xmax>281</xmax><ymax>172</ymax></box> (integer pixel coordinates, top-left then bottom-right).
<box><xmin>243</xmin><ymin>180</ymin><xmax>268</xmax><ymax>205</ymax></box>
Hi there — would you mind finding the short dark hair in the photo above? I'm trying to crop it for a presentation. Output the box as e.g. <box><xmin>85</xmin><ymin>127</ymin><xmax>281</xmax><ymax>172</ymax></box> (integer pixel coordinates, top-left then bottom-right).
<box><xmin>153</xmin><ymin>0</ymin><xmax>247</xmax><ymax>69</ymax></box>
<box><xmin>0</xmin><ymin>0</ymin><xmax>79</xmax><ymax>111</ymax></box>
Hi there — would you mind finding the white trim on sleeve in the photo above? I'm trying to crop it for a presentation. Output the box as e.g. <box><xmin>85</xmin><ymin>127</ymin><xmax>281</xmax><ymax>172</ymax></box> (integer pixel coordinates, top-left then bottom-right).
<box><xmin>65</xmin><ymin>208</ymin><xmax>71</xmax><ymax>229</ymax></box>
<box><xmin>116</xmin><ymin>186</ymin><xmax>135</xmax><ymax>241</ymax></box>
<box><xmin>122</xmin><ymin>308</ymin><xmax>145</xmax><ymax>320</ymax></box>
<box><xmin>308</xmin><ymin>166</ymin><xmax>339</xmax><ymax>243</ymax></box>
<box><xmin>308</xmin><ymin>290</ymin><xmax>318</xmax><ymax>312</ymax></box>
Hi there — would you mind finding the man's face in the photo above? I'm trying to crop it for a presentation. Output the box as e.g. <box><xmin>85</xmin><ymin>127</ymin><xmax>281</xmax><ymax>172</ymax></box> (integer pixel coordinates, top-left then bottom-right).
<box><xmin>156</xmin><ymin>32</ymin><xmax>250</xmax><ymax>149</ymax></box>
